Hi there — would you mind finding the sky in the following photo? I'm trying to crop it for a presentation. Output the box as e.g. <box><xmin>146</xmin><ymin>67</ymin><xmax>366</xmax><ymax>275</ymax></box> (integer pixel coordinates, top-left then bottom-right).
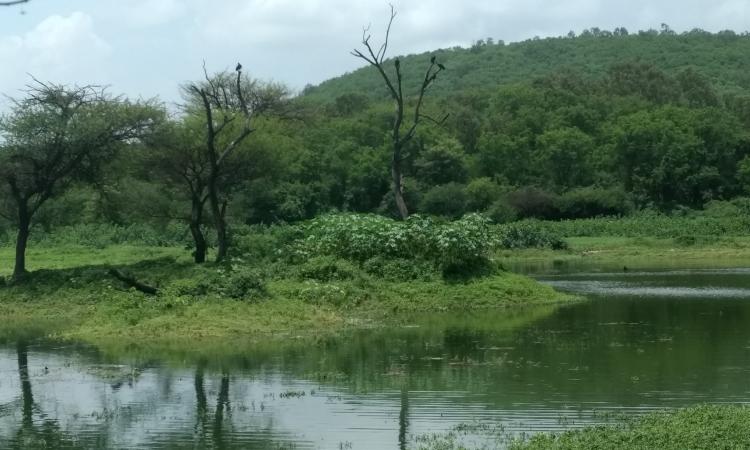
<box><xmin>0</xmin><ymin>0</ymin><xmax>748</xmax><ymax>108</ymax></box>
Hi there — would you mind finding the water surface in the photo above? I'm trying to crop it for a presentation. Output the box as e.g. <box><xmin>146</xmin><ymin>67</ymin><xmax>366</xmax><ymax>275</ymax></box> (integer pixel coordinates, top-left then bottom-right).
<box><xmin>2</xmin><ymin>268</ymin><xmax>750</xmax><ymax>448</ymax></box>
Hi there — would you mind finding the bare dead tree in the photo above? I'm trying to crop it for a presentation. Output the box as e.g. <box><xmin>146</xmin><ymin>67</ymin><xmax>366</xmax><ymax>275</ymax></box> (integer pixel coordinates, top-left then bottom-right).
<box><xmin>184</xmin><ymin>63</ymin><xmax>287</xmax><ymax>262</ymax></box>
<box><xmin>352</xmin><ymin>4</ymin><xmax>447</xmax><ymax>219</ymax></box>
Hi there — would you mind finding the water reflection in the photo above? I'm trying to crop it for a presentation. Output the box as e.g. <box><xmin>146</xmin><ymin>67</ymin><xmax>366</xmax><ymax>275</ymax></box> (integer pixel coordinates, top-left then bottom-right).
<box><xmin>1</xmin><ymin>269</ymin><xmax>750</xmax><ymax>448</ymax></box>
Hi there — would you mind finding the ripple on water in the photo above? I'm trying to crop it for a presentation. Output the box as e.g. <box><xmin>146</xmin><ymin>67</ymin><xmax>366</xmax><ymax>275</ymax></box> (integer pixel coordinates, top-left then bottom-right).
<box><xmin>543</xmin><ymin>280</ymin><xmax>750</xmax><ymax>298</ymax></box>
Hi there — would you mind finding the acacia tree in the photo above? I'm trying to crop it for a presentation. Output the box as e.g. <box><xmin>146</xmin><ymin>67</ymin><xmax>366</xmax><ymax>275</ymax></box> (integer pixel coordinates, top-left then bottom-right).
<box><xmin>147</xmin><ymin>116</ymin><xmax>263</xmax><ymax>264</ymax></box>
<box><xmin>142</xmin><ymin>118</ymin><xmax>212</xmax><ymax>263</ymax></box>
<box><xmin>183</xmin><ymin>64</ymin><xmax>287</xmax><ymax>262</ymax></box>
<box><xmin>352</xmin><ymin>5</ymin><xmax>446</xmax><ymax>219</ymax></box>
<box><xmin>0</xmin><ymin>81</ymin><xmax>162</xmax><ymax>280</ymax></box>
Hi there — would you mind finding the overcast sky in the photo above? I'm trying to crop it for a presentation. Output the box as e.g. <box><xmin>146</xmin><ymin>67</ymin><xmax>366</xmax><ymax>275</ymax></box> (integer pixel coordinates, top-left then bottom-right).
<box><xmin>0</xmin><ymin>0</ymin><xmax>748</xmax><ymax>108</ymax></box>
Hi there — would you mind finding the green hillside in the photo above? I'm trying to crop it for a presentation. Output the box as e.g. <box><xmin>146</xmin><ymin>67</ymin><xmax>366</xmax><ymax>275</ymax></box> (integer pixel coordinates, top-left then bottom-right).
<box><xmin>304</xmin><ymin>28</ymin><xmax>750</xmax><ymax>101</ymax></box>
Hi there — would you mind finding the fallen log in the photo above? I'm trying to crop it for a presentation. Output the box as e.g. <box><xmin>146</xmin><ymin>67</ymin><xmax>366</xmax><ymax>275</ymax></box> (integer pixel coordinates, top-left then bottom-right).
<box><xmin>108</xmin><ymin>269</ymin><xmax>159</xmax><ymax>295</ymax></box>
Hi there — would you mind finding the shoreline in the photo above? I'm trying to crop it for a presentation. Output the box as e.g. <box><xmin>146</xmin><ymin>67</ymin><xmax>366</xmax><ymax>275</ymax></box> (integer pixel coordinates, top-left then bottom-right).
<box><xmin>0</xmin><ymin>245</ymin><xmax>576</xmax><ymax>351</ymax></box>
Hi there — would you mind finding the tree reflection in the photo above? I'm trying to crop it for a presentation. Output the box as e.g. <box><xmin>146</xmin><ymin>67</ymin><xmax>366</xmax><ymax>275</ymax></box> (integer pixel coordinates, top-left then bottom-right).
<box><xmin>194</xmin><ymin>362</ymin><xmax>208</xmax><ymax>445</ymax></box>
<box><xmin>213</xmin><ymin>372</ymin><xmax>231</xmax><ymax>448</ymax></box>
<box><xmin>193</xmin><ymin>364</ymin><xmax>232</xmax><ymax>449</ymax></box>
<box><xmin>10</xmin><ymin>341</ymin><xmax>82</xmax><ymax>449</ymax></box>
<box><xmin>17</xmin><ymin>341</ymin><xmax>33</xmax><ymax>431</ymax></box>
<box><xmin>398</xmin><ymin>385</ymin><xmax>409</xmax><ymax>450</ymax></box>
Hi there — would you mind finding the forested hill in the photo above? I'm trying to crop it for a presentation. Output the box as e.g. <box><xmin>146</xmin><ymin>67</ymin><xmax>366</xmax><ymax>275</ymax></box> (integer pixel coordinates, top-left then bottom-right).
<box><xmin>304</xmin><ymin>28</ymin><xmax>750</xmax><ymax>101</ymax></box>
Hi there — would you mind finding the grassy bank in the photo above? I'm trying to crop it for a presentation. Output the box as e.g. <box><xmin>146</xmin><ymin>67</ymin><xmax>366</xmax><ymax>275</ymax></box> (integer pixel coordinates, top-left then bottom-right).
<box><xmin>510</xmin><ymin>405</ymin><xmax>750</xmax><ymax>450</ymax></box>
<box><xmin>498</xmin><ymin>236</ymin><xmax>750</xmax><ymax>272</ymax></box>
<box><xmin>0</xmin><ymin>245</ymin><xmax>574</xmax><ymax>347</ymax></box>
<box><xmin>411</xmin><ymin>405</ymin><xmax>750</xmax><ymax>449</ymax></box>
<box><xmin>495</xmin><ymin>212</ymin><xmax>750</xmax><ymax>271</ymax></box>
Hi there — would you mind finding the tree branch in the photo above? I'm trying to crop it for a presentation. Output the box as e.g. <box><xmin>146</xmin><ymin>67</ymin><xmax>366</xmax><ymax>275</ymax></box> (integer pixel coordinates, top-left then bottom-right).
<box><xmin>0</xmin><ymin>0</ymin><xmax>28</xmax><ymax>7</ymax></box>
<box><xmin>108</xmin><ymin>269</ymin><xmax>158</xmax><ymax>295</ymax></box>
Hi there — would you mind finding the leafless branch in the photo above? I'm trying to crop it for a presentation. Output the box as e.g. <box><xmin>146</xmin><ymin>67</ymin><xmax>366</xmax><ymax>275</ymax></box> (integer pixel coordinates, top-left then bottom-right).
<box><xmin>0</xmin><ymin>0</ymin><xmax>28</xmax><ymax>6</ymax></box>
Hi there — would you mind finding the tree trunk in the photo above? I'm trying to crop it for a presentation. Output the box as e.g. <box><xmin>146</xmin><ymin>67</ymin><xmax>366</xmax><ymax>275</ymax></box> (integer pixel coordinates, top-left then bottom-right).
<box><xmin>391</xmin><ymin>157</ymin><xmax>409</xmax><ymax>220</ymax></box>
<box><xmin>190</xmin><ymin>196</ymin><xmax>207</xmax><ymax>264</ymax></box>
<box><xmin>208</xmin><ymin>184</ymin><xmax>228</xmax><ymax>263</ymax></box>
<box><xmin>13</xmin><ymin>199</ymin><xmax>31</xmax><ymax>281</ymax></box>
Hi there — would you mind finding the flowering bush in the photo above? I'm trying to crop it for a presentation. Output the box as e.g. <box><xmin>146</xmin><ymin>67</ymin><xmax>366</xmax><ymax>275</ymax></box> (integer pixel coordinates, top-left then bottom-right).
<box><xmin>296</xmin><ymin>213</ymin><xmax>495</xmax><ymax>268</ymax></box>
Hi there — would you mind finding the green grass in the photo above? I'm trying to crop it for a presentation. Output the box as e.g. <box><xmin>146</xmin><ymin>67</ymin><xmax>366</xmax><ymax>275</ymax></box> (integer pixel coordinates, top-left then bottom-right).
<box><xmin>510</xmin><ymin>405</ymin><xmax>750</xmax><ymax>450</ymax></box>
<box><xmin>0</xmin><ymin>245</ymin><xmax>187</xmax><ymax>276</ymax></box>
<box><xmin>497</xmin><ymin>236</ymin><xmax>750</xmax><ymax>272</ymax></box>
<box><xmin>0</xmin><ymin>245</ymin><xmax>575</xmax><ymax>348</ymax></box>
<box><xmin>410</xmin><ymin>405</ymin><xmax>750</xmax><ymax>449</ymax></box>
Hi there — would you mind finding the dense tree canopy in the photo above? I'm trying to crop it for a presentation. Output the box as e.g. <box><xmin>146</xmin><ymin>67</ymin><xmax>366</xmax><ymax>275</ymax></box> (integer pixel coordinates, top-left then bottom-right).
<box><xmin>3</xmin><ymin>29</ymin><xmax>750</xmax><ymax>263</ymax></box>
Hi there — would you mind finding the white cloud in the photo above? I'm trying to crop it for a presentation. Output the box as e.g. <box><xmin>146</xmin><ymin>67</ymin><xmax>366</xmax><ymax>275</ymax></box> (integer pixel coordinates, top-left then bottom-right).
<box><xmin>0</xmin><ymin>12</ymin><xmax>111</xmax><ymax>99</ymax></box>
<box><xmin>102</xmin><ymin>0</ymin><xmax>187</xmax><ymax>27</ymax></box>
<box><xmin>0</xmin><ymin>0</ymin><xmax>748</xmax><ymax>108</ymax></box>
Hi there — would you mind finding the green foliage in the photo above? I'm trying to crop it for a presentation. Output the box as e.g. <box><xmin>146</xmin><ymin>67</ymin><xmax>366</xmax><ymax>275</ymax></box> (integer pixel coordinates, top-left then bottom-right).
<box><xmin>307</xmin><ymin>30</ymin><xmax>750</xmax><ymax>102</ymax></box>
<box><xmin>527</xmin><ymin>211</ymin><xmax>750</xmax><ymax>239</ymax></box>
<box><xmin>420</xmin><ymin>183</ymin><xmax>469</xmax><ymax>218</ymax></box>
<box><xmin>464</xmin><ymin>177</ymin><xmax>505</xmax><ymax>211</ymax></box>
<box><xmin>361</xmin><ymin>256</ymin><xmax>437</xmax><ymax>282</ymax></box>
<box><xmin>557</xmin><ymin>187</ymin><xmax>632</xmax><ymax>219</ymax></box>
<box><xmin>1</xmin><ymin>245</ymin><xmax>577</xmax><ymax>345</ymax></box>
<box><xmin>297</xmin><ymin>213</ymin><xmax>495</xmax><ymax>269</ymax></box>
<box><xmin>506</xmin><ymin>188</ymin><xmax>561</xmax><ymax>220</ymax></box>
<box><xmin>0</xmin><ymin>223</ymin><xmax>192</xmax><ymax>248</ymax></box>
<box><xmin>415</xmin><ymin>138</ymin><xmax>469</xmax><ymax>185</ymax></box>
<box><xmin>485</xmin><ymin>199</ymin><xmax>518</xmax><ymax>224</ymax></box>
<box><xmin>511</xmin><ymin>405</ymin><xmax>750</xmax><ymax>450</ymax></box>
<box><xmin>497</xmin><ymin>222</ymin><xmax>568</xmax><ymax>250</ymax></box>
<box><xmin>295</xmin><ymin>256</ymin><xmax>360</xmax><ymax>282</ymax></box>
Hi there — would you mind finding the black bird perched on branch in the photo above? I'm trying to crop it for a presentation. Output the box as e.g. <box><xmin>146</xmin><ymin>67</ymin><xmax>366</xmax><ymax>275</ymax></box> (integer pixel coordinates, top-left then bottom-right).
<box><xmin>437</xmin><ymin>63</ymin><xmax>446</xmax><ymax>70</ymax></box>
<box><xmin>430</xmin><ymin>55</ymin><xmax>436</xmax><ymax>64</ymax></box>
<box><xmin>394</xmin><ymin>58</ymin><xmax>400</xmax><ymax>69</ymax></box>
<box><xmin>236</xmin><ymin>62</ymin><xmax>242</xmax><ymax>72</ymax></box>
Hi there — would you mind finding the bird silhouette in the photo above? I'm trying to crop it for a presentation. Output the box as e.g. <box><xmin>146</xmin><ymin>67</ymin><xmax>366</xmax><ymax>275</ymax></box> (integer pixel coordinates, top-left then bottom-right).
<box><xmin>236</xmin><ymin>62</ymin><xmax>243</xmax><ymax>71</ymax></box>
<box><xmin>437</xmin><ymin>63</ymin><xmax>446</xmax><ymax>70</ymax></box>
<box><xmin>430</xmin><ymin>55</ymin><xmax>436</xmax><ymax>64</ymax></box>
<box><xmin>394</xmin><ymin>58</ymin><xmax>400</xmax><ymax>68</ymax></box>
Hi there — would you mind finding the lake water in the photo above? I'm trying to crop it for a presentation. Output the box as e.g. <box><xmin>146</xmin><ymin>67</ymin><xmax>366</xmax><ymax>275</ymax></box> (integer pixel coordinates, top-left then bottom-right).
<box><xmin>2</xmin><ymin>267</ymin><xmax>750</xmax><ymax>449</ymax></box>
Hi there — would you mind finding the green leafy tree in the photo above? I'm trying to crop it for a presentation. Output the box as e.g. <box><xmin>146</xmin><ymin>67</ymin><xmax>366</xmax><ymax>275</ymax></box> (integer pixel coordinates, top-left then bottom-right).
<box><xmin>0</xmin><ymin>81</ymin><xmax>162</xmax><ymax>280</ymax></box>
<box><xmin>183</xmin><ymin>65</ymin><xmax>289</xmax><ymax>261</ymax></box>
<box><xmin>536</xmin><ymin>127</ymin><xmax>595</xmax><ymax>190</ymax></box>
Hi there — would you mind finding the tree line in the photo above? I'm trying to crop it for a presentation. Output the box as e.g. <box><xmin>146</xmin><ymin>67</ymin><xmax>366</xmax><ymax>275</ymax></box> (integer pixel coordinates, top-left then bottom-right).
<box><xmin>2</xmin><ymin>21</ymin><xmax>750</xmax><ymax>281</ymax></box>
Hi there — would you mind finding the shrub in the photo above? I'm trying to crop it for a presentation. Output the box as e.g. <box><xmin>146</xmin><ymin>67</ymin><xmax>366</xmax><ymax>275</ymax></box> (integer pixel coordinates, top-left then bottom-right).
<box><xmin>296</xmin><ymin>256</ymin><xmax>360</xmax><ymax>282</ymax></box>
<box><xmin>168</xmin><ymin>268</ymin><xmax>267</xmax><ymax>302</ymax></box>
<box><xmin>361</xmin><ymin>256</ymin><xmax>437</xmax><ymax>281</ymax></box>
<box><xmin>702</xmin><ymin>199</ymin><xmax>741</xmax><ymax>218</ymax></box>
<box><xmin>557</xmin><ymin>186</ymin><xmax>632</xmax><ymax>219</ymax></box>
<box><xmin>221</xmin><ymin>270</ymin><xmax>267</xmax><ymax>300</ymax></box>
<box><xmin>232</xmin><ymin>224</ymin><xmax>304</xmax><ymax>262</ymax></box>
<box><xmin>485</xmin><ymin>199</ymin><xmax>518</xmax><ymax>224</ymax></box>
<box><xmin>497</xmin><ymin>221</ymin><xmax>568</xmax><ymax>250</ymax></box>
<box><xmin>464</xmin><ymin>177</ymin><xmax>505</xmax><ymax>211</ymax></box>
<box><xmin>297</xmin><ymin>213</ymin><xmax>495</xmax><ymax>269</ymax></box>
<box><xmin>506</xmin><ymin>187</ymin><xmax>561</xmax><ymax>219</ymax></box>
<box><xmin>419</xmin><ymin>183</ymin><xmax>468</xmax><ymax>218</ymax></box>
